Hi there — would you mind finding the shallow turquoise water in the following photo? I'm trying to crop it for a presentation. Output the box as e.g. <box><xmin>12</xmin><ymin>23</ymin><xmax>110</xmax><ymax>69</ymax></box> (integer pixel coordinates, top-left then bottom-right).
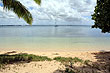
<box><xmin>0</xmin><ymin>25</ymin><xmax>110</xmax><ymax>51</ymax></box>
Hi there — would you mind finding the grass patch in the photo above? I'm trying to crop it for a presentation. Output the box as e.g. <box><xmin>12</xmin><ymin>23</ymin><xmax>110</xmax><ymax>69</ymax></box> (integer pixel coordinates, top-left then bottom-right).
<box><xmin>53</xmin><ymin>57</ymin><xmax>73</xmax><ymax>63</ymax></box>
<box><xmin>72</xmin><ymin>57</ymin><xmax>83</xmax><ymax>63</ymax></box>
<box><xmin>0</xmin><ymin>53</ymin><xmax>52</xmax><ymax>67</ymax></box>
<box><xmin>53</xmin><ymin>57</ymin><xmax>83</xmax><ymax>63</ymax></box>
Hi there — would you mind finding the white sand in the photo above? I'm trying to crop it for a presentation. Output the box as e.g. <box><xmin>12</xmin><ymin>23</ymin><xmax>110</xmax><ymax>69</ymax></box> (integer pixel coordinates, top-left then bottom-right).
<box><xmin>0</xmin><ymin>51</ymin><xmax>109</xmax><ymax>73</ymax></box>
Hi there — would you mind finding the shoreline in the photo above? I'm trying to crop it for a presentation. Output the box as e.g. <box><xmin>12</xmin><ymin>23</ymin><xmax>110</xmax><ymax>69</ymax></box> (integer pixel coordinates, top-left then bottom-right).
<box><xmin>0</xmin><ymin>47</ymin><xmax>110</xmax><ymax>52</ymax></box>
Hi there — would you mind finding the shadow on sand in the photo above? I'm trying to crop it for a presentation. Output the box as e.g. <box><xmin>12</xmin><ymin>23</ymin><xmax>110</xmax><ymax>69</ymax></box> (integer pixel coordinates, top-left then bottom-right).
<box><xmin>53</xmin><ymin>51</ymin><xmax>110</xmax><ymax>73</ymax></box>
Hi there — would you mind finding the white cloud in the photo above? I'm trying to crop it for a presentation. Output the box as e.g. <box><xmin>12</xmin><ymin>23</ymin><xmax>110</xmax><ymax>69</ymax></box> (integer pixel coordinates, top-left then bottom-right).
<box><xmin>0</xmin><ymin>5</ymin><xmax>16</xmax><ymax>18</ymax></box>
<box><xmin>0</xmin><ymin>0</ymin><xmax>96</xmax><ymax>25</ymax></box>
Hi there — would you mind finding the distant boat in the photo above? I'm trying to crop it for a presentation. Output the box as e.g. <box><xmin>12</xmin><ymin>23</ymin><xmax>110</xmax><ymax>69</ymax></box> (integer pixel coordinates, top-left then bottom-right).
<box><xmin>55</xmin><ymin>25</ymin><xmax>58</xmax><ymax>27</ymax></box>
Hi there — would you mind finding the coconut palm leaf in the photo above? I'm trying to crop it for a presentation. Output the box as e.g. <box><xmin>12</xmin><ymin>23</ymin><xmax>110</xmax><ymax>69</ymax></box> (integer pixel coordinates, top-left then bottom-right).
<box><xmin>34</xmin><ymin>0</ymin><xmax>41</xmax><ymax>5</ymax></box>
<box><xmin>2</xmin><ymin>0</ymin><xmax>33</xmax><ymax>25</ymax></box>
<box><xmin>2</xmin><ymin>0</ymin><xmax>41</xmax><ymax>25</ymax></box>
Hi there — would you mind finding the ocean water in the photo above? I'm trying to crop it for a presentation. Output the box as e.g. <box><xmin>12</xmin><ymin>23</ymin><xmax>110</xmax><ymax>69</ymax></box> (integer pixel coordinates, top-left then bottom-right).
<box><xmin>0</xmin><ymin>25</ymin><xmax>110</xmax><ymax>51</ymax></box>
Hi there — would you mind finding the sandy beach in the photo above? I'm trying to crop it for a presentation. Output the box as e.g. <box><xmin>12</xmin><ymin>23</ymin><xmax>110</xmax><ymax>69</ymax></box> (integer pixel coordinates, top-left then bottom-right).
<box><xmin>0</xmin><ymin>50</ymin><xmax>110</xmax><ymax>73</ymax></box>
<box><xmin>0</xmin><ymin>0</ymin><xmax>110</xmax><ymax>73</ymax></box>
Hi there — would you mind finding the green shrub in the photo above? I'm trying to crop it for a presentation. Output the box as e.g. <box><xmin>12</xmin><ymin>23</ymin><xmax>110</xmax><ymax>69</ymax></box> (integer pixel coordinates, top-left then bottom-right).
<box><xmin>53</xmin><ymin>57</ymin><xmax>73</xmax><ymax>63</ymax></box>
<box><xmin>53</xmin><ymin>57</ymin><xmax>83</xmax><ymax>63</ymax></box>
<box><xmin>0</xmin><ymin>53</ymin><xmax>52</xmax><ymax>65</ymax></box>
<box><xmin>72</xmin><ymin>57</ymin><xmax>83</xmax><ymax>63</ymax></box>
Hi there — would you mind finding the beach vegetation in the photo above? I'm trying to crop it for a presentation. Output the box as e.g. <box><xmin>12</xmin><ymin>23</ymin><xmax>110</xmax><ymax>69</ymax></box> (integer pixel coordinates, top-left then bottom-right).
<box><xmin>53</xmin><ymin>57</ymin><xmax>84</xmax><ymax>63</ymax></box>
<box><xmin>0</xmin><ymin>53</ymin><xmax>51</xmax><ymax>68</ymax></box>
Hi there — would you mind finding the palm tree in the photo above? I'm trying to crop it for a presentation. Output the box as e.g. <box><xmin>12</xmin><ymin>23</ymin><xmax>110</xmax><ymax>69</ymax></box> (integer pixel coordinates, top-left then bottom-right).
<box><xmin>1</xmin><ymin>0</ymin><xmax>41</xmax><ymax>25</ymax></box>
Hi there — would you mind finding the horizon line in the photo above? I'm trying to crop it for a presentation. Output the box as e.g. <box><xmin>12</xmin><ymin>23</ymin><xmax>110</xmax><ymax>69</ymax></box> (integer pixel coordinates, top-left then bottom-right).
<box><xmin>0</xmin><ymin>25</ymin><xmax>91</xmax><ymax>26</ymax></box>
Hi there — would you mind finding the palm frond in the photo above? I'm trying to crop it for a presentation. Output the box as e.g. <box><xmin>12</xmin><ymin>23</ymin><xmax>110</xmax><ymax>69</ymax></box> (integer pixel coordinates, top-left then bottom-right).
<box><xmin>2</xmin><ymin>0</ymin><xmax>33</xmax><ymax>25</ymax></box>
<box><xmin>34</xmin><ymin>0</ymin><xmax>41</xmax><ymax>5</ymax></box>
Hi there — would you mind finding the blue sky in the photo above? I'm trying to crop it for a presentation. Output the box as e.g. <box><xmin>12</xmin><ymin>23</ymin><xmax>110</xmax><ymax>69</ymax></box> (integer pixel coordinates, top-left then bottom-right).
<box><xmin>0</xmin><ymin>0</ymin><xmax>96</xmax><ymax>25</ymax></box>
<box><xmin>0</xmin><ymin>3</ymin><xmax>3</xmax><ymax>6</ymax></box>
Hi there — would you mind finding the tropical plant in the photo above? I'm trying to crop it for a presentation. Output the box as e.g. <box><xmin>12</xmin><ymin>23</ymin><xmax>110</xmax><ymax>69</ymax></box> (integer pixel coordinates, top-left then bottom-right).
<box><xmin>1</xmin><ymin>0</ymin><xmax>41</xmax><ymax>25</ymax></box>
<box><xmin>92</xmin><ymin>0</ymin><xmax>110</xmax><ymax>33</ymax></box>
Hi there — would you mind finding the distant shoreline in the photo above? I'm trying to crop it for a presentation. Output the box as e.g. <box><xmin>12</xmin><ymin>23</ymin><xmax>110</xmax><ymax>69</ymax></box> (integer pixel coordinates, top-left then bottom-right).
<box><xmin>0</xmin><ymin>25</ymin><xmax>91</xmax><ymax>27</ymax></box>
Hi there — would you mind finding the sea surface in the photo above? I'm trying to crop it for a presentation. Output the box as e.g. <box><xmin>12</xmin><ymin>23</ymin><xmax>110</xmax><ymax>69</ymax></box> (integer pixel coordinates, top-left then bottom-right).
<box><xmin>0</xmin><ymin>25</ymin><xmax>110</xmax><ymax>52</ymax></box>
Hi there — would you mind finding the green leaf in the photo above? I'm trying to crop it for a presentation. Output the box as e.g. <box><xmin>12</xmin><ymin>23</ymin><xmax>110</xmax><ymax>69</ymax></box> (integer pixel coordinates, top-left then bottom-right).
<box><xmin>34</xmin><ymin>0</ymin><xmax>41</xmax><ymax>5</ymax></box>
<box><xmin>2</xmin><ymin>0</ymin><xmax>33</xmax><ymax>25</ymax></box>
<box><xmin>92</xmin><ymin>0</ymin><xmax>110</xmax><ymax>33</ymax></box>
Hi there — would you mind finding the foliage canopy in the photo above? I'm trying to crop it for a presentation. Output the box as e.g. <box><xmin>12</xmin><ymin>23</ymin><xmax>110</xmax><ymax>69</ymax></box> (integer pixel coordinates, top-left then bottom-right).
<box><xmin>92</xmin><ymin>0</ymin><xmax>110</xmax><ymax>33</ymax></box>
